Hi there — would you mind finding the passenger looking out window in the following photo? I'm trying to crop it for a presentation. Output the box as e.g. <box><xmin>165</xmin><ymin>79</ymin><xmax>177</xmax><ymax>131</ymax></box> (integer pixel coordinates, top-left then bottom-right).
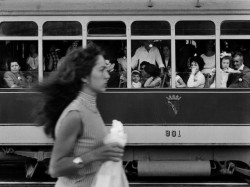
<box><xmin>187</xmin><ymin>56</ymin><xmax>206</xmax><ymax>88</ymax></box>
<box><xmin>209</xmin><ymin>53</ymin><xmax>240</xmax><ymax>88</ymax></box>
<box><xmin>144</xmin><ymin>64</ymin><xmax>162</xmax><ymax>88</ymax></box>
<box><xmin>227</xmin><ymin>52</ymin><xmax>250</xmax><ymax>88</ymax></box>
<box><xmin>106</xmin><ymin>60</ymin><xmax>119</xmax><ymax>88</ymax></box>
<box><xmin>201</xmin><ymin>40</ymin><xmax>215</xmax><ymax>74</ymax></box>
<box><xmin>167</xmin><ymin>67</ymin><xmax>186</xmax><ymax>88</ymax></box>
<box><xmin>162</xmin><ymin>44</ymin><xmax>171</xmax><ymax>68</ymax></box>
<box><xmin>4</xmin><ymin>60</ymin><xmax>31</xmax><ymax>88</ymax></box>
<box><xmin>139</xmin><ymin>61</ymin><xmax>150</xmax><ymax>86</ymax></box>
<box><xmin>131</xmin><ymin>70</ymin><xmax>142</xmax><ymax>88</ymax></box>
<box><xmin>132</xmin><ymin>40</ymin><xmax>164</xmax><ymax>75</ymax></box>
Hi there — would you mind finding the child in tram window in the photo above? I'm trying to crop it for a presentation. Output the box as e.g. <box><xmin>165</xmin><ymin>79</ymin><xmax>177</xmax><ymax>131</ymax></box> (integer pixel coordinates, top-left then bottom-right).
<box><xmin>209</xmin><ymin>53</ymin><xmax>241</xmax><ymax>88</ymax></box>
<box><xmin>131</xmin><ymin>70</ymin><xmax>142</xmax><ymax>88</ymax></box>
<box><xmin>167</xmin><ymin>66</ymin><xmax>186</xmax><ymax>88</ymax></box>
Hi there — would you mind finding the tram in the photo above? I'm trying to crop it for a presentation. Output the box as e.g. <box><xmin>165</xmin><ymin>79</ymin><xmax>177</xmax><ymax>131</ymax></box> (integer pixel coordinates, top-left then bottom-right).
<box><xmin>0</xmin><ymin>0</ymin><xmax>250</xmax><ymax>183</ymax></box>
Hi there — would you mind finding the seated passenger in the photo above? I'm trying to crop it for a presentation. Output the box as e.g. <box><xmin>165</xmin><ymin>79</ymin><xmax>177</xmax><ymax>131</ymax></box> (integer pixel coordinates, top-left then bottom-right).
<box><xmin>26</xmin><ymin>43</ymin><xmax>39</xmax><ymax>71</ymax></box>
<box><xmin>201</xmin><ymin>40</ymin><xmax>215</xmax><ymax>74</ymax></box>
<box><xmin>140</xmin><ymin>61</ymin><xmax>150</xmax><ymax>86</ymax></box>
<box><xmin>144</xmin><ymin>64</ymin><xmax>162</xmax><ymax>88</ymax></box>
<box><xmin>209</xmin><ymin>53</ymin><xmax>240</xmax><ymax>88</ymax></box>
<box><xmin>131</xmin><ymin>70</ymin><xmax>142</xmax><ymax>88</ymax></box>
<box><xmin>167</xmin><ymin>67</ymin><xmax>186</xmax><ymax>88</ymax></box>
<box><xmin>4</xmin><ymin>60</ymin><xmax>30</xmax><ymax>88</ymax></box>
<box><xmin>106</xmin><ymin>60</ymin><xmax>119</xmax><ymax>88</ymax></box>
<box><xmin>227</xmin><ymin>52</ymin><xmax>250</xmax><ymax>88</ymax></box>
<box><xmin>187</xmin><ymin>55</ymin><xmax>206</xmax><ymax>88</ymax></box>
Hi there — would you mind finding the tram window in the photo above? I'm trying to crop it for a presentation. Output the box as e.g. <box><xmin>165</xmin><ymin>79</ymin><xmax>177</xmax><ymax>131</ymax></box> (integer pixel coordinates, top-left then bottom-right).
<box><xmin>221</xmin><ymin>21</ymin><xmax>250</xmax><ymax>35</ymax></box>
<box><xmin>175</xmin><ymin>40</ymin><xmax>216</xmax><ymax>88</ymax></box>
<box><xmin>131</xmin><ymin>40</ymin><xmax>170</xmax><ymax>88</ymax></box>
<box><xmin>220</xmin><ymin>40</ymin><xmax>250</xmax><ymax>88</ymax></box>
<box><xmin>131</xmin><ymin>21</ymin><xmax>170</xmax><ymax>35</ymax></box>
<box><xmin>0</xmin><ymin>22</ymin><xmax>38</xmax><ymax>36</ymax></box>
<box><xmin>87</xmin><ymin>21</ymin><xmax>126</xmax><ymax>36</ymax></box>
<box><xmin>87</xmin><ymin>40</ymin><xmax>126</xmax><ymax>88</ymax></box>
<box><xmin>43</xmin><ymin>21</ymin><xmax>82</xmax><ymax>36</ymax></box>
<box><xmin>0</xmin><ymin>41</ymin><xmax>39</xmax><ymax>88</ymax></box>
<box><xmin>175</xmin><ymin>21</ymin><xmax>215</xmax><ymax>35</ymax></box>
<box><xmin>43</xmin><ymin>40</ymin><xmax>82</xmax><ymax>77</ymax></box>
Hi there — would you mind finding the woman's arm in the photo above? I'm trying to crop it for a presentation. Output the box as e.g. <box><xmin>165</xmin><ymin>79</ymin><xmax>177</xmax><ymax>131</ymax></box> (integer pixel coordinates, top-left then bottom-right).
<box><xmin>176</xmin><ymin>76</ymin><xmax>186</xmax><ymax>88</ymax></box>
<box><xmin>144</xmin><ymin>77</ymin><xmax>161</xmax><ymax>88</ymax></box>
<box><xmin>49</xmin><ymin>111</ymin><xmax>124</xmax><ymax>178</ymax></box>
<box><xmin>187</xmin><ymin>73</ymin><xmax>205</xmax><ymax>88</ymax></box>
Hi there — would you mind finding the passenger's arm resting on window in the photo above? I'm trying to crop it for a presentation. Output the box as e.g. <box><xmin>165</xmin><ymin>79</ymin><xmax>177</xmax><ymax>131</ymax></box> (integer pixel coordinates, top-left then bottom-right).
<box><xmin>187</xmin><ymin>74</ymin><xmax>205</xmax><ymax>88</ymax></box>
<box><xmin>4</xmin><ymin>73</ymin><xmax>17</xmax><ymax>88</ymax></box>
<box><xmin>144</xmin><ymin>77</ymin><xmax>161</xmax><ymax>88</ymax></box>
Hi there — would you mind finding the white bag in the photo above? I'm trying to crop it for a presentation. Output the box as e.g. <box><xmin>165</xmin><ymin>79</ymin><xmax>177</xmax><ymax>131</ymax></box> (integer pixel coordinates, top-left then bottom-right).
<box><xmin>91</xmin><ymin>120</ymin><xmax>129</xmax><ymax>187</ymax></box>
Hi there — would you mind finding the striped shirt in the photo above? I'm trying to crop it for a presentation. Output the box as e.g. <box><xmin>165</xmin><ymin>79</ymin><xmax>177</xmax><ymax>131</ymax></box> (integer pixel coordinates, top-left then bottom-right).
<box><xmin>54</xmin><ymin>92</ymin><xmax>108</xmax><ymax>187</ymax></box>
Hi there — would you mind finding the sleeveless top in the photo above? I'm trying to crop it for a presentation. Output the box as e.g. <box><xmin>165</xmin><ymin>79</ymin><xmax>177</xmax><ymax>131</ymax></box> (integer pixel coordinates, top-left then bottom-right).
<box><xmin>54</xmin><ymin>92</ymin><xmax>108</xmax><ymax>187</ymax></box>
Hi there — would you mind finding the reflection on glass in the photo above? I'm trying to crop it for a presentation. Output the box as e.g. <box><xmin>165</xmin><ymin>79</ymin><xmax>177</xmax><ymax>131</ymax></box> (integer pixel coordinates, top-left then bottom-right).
<box><xmin>131</xmin><ymin>21</ymin><xmax>170</xmax><ymax>35</ymax></box>
<box><xmin>0</xmin><ymin>22</ymin><xmax>38</xmax><ymax>36</ymax></box>
<box><xmin>43</xmin><ymin>21</ymin><xmax>82</xmax><ymax>36</ymax></box>
<box><xmin>221</xmin><ymin>21</ymin><xmax>250</xmax><ymax>35</ymax></box>
<box><xmin>175</xmin><ymin>21</ymin><xmax>215</xmax><ymax>35</ymax></box>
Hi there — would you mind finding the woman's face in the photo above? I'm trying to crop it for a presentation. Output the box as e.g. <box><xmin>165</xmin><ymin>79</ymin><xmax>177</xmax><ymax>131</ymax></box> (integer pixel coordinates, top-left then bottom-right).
<box><xmin>86</xmin><ymin>55</ymin><xmax>110</xmax><ymax>93</ymax></box>
<box><xmin>221</xmin><ymin>59</ymin><xmax>230</xmax><ymax>69</ymax></box>
<box><xmin>10</xmin><ymin>62</ymin><xmax>20</xmax><ymax>73</ymax></box>
<box><xmin>191</xmin><ymin>61</ymin><xmax>200</xmax><ymax>72</ymax></box>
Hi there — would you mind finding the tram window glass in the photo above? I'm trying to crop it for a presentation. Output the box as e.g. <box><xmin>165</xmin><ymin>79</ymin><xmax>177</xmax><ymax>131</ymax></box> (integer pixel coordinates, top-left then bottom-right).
<box><xmin>221</xmin><ymin>21</ymin><xmax>250</xmax><ymax>35</ymax></box>
<box><xmin>43</xmin><ymin>40</ymin><xmax>82</xmax><ymax>77</ymax></box>
<box><xmin>131</xmin><ymin>40</ymin><xmax>170</xmax><ymax>88</ymax></box>
<box><xmin>220</xmin><ymin>40</ymin><xmax>250</xmax><ymax>88</ymax></box>
<box><xmin>175</xmin><ymin>21</ymin><xmax>215</xmax><ymax>35</ymax></box>
<box><xmin>175</xmin><ymin>40</ymin><xmax>216</xmax><ymax>88</ymax></box>
<box><xmin>0</xmin><ymin>22</ymin><xmax>38</xmax><ymax>36</ymax></box>
<box><xmin>87</xmin><ymin>21</ymin><xmax>126</xmax><ymax>36</ymax></box>
<box><xmin>87</xmin><ymin>40</ymin><xmax>126</xmax><ymax>88</ymax></box>
<box><xmin>43</xmin><ymin>21</ymin><xmax>82</xmax><ymax>36</ymax></box>
<box><xmin>131</xmin><ymin>21</ymin><xmax>170</xmax><ymax>35</ymax></box>
<box><xmin>0</xmin><ymin>41</ymin><xmax>38</xmax><ymax>88</ymax></box>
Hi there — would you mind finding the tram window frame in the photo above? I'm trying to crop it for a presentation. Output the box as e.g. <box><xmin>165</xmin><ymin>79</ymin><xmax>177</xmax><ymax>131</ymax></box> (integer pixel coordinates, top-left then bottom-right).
<box><xmin>221</xmin><ymin>20</ymin><xmax>250</xmax><ymax>35</ymax></box>
<box><xmin>43</xmin><ymin>21</ymin><xmax>82</xmax><ymax>36</ymax></box>
<box><xmin>131</xmin><ymin>21</ymin><xmax>171</xmax><ymax>36</ymax></box>
<box><xmin>0</xmin><ymin>21</ymin><xmax>38</xmax><ymax>36</ymax></box>
<box><xmin>175</xmin><ymin>21</ymin><xmax>215</xmax><ymax>36</ymax></box>
<box><xmin>87</xmin><ymin>21</ymin><xmax>126</xmax><ymax>37</ymax></box>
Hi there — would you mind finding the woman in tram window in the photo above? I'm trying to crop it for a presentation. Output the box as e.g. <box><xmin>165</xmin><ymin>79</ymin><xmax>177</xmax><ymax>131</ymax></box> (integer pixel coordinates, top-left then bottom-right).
<box><xmin>143</xmin><ymin>64</ymin><xmax>162</xmax><ymax>88</ymax></box>
<box><xmin>187</xmin><ymin>55</ymin><xmax>206</xmax><ymax>88</ymax></box>
<box><xmin>4</xmin><ymin>60</ymin><xmax>31</xmax><ymax>88</ymax></box>
<box><xmin>37</xmin><ymin>46</ymin><xmax>124</xmax><ymax>187</ymax></box>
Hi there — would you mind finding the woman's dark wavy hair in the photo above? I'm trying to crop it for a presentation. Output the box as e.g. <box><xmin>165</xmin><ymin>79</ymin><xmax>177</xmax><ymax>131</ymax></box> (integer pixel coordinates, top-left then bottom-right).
<box><xmin>189</xmin><ymin>56</ymin><xmax>205</xmax><ymax>71</ymax></box>
<box><xmin>36</xmin><ymin>46</ymin><xmax>103</xmax><ymax>139</ymax></box>
<box><xmin>144</xmin><ymin>64</ymin><xmax>160</xmax><ymax>77</ymax></box>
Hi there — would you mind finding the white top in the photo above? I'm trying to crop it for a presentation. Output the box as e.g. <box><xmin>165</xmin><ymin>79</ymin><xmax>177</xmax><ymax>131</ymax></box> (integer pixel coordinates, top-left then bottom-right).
<box><xmin>26</xmin><ymin>56</ymin><xmax>38</xmax><ymax>70</ymax></box>
<box><xmin>132</xmin><ymin>81</ymin><xmax>142</xmax><ymax>88</ymax></box>
<box><xmin>210</xmin><ymin>67</ymin><xmax>234</xmax><ymax>88</ymax></box>
<box><xmin>117</xmin><ymin>57</ymin><xmax>127</xmax><ymax>72</ymax></box>
<box><xmin>132</xmin><ymin>46</ymin><xmax>164</xmax><ymax>69</ymax></box>
<box><xmin>201</xmin><ymin>54</ymin><xmax>215</xmax><ymax>74</ymax></box>
<box><xmin>187</xmin><ymin>71</ymin><xmax>205</xmax><ymax>88</ymax></box>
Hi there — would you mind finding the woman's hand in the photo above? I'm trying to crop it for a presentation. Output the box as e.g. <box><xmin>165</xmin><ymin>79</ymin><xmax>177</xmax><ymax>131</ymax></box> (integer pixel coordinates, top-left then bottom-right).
<box><xmin>191</xmin><ymin>67</ymin><xmax>197</xmax><ymax>75</ymax></box>
<box><xmin>89</xmin><ymin>143</ymin><xmax>124</xmax><ymax>162</ymax></box>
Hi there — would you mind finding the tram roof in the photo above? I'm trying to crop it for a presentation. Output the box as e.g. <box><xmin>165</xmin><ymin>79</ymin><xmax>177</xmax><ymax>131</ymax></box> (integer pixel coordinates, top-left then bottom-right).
<box><xmin>0</xmin><ymin>0</ymin><xmax>250</xmax><ymax>15</ymax></box>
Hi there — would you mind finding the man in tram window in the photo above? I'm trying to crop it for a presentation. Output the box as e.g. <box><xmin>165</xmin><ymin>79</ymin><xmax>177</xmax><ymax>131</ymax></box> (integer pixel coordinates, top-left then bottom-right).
<box><xmin>227</xmin><ymin>52</ymin><xmax>250</xmax><ymax>88</ymax></box>
<box><xmin>46</xmin><ymin>44</ymin><xmax>61</xmax><ymax>71</ymax></box>
<box><xmin>132</xmin><ymin>40</ymin><xmax>164</xmax><ymax>76</ymax></box>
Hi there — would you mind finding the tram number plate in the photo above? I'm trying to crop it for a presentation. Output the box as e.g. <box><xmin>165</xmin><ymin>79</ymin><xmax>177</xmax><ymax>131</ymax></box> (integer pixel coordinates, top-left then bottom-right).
<box><xmin>165</xmin><ymin>130</ymin><xmax>181</xmax><ymax>138</ymax></box>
